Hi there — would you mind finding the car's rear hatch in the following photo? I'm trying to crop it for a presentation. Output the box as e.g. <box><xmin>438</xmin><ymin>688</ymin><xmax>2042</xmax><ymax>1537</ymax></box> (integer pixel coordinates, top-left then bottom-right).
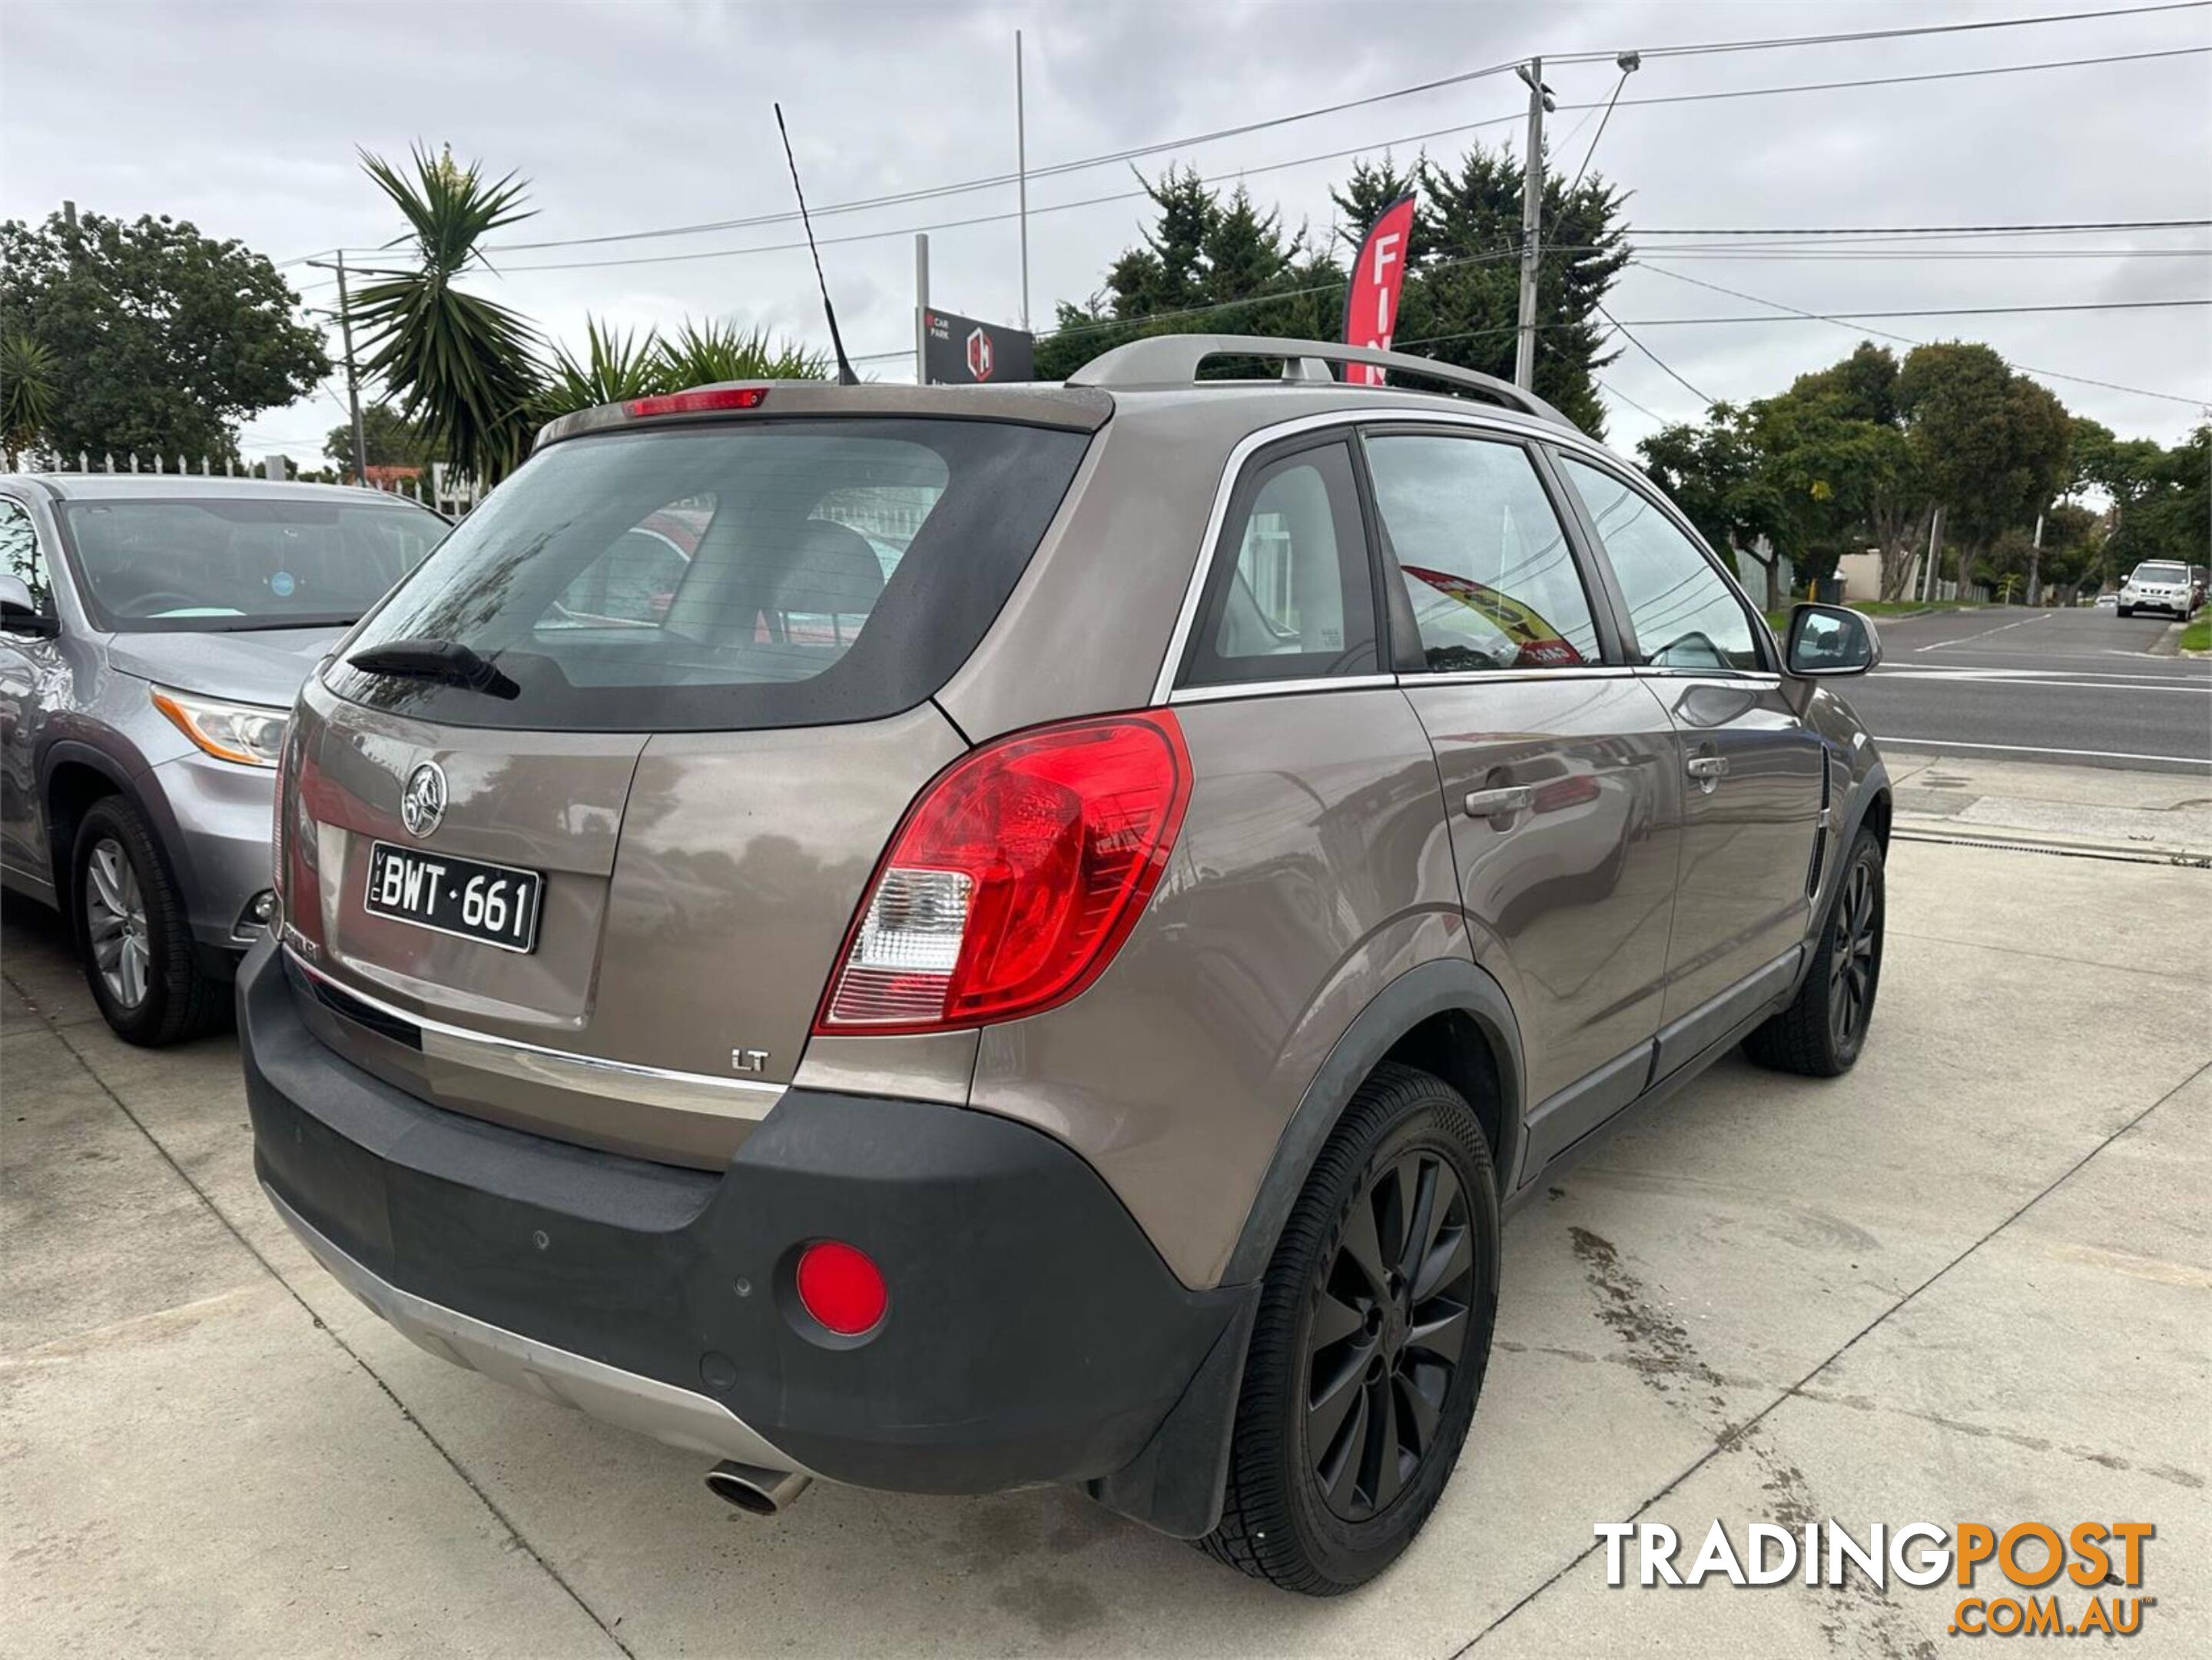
<box><xmin>277</xmin><ymin>385</ymin><xmax>1106</xmax><ymax>1167</ymax></box>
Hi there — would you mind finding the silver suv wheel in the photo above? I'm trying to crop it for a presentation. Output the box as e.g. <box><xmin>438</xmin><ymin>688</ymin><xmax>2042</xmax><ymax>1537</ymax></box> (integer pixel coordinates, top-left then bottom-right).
<box><xmin>84</xmin><ymin>836</ymin><xmax>151</xmax><ymax>1009</ymax></box>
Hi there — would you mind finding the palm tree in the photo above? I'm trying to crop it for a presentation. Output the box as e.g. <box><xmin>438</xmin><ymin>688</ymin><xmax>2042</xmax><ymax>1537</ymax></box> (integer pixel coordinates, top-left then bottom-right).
<box><xmin>534</xmin><ymin>317</ymin><xmax>666</xmax><ymax>422</ymax></box>
<box><xmin>658</xmin><ymin>319</ymin><xmax>827</xmax><ymax>387</ymax></box>
<box><xmin>0</xmin><ymin>332</ymin><xmax>58</xmax><ymax>469</ymax></box>
<box><xmin>349</xmin><ymin>145</ymin><xmax>543</xmax><ymax>486</ymax></box>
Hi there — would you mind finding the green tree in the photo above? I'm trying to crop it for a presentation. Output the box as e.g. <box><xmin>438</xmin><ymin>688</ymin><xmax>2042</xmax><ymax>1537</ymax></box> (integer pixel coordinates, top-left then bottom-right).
<box><xmin>323</xmin><ymin>402</ymin><xmax>436</xmax><ymax>473</ymax></box>
<box><xmin>1032</xmin><ymin>141</ymin><xmax>1628</xmax><ymax>436</ymax></box>
<box><xmin>347</xmin><ymin>145</ymin><xmax>544</xmax><ymax>485</ymax></box>
<box><xmin>1895</xmin><ymin>343</ymin><xmax>2072</xmax><ymax>585</ymax></box>
<box><xmin>0</xmin><ymin>209</ymin><xmax>329</xmax><ymax>460</ymax></box>
<box><xmin>1638</xmin><ymin>405</ymin><xmax>1791</xmax><ymax>608</ymax></box>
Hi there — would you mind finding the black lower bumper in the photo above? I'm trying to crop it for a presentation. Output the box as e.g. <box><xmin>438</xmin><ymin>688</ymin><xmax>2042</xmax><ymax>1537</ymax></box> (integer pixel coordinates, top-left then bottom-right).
<box><xmin>239</xmin><ymin>939</ymin><xmax>1250</xmax><ymax>1510</ymax></box>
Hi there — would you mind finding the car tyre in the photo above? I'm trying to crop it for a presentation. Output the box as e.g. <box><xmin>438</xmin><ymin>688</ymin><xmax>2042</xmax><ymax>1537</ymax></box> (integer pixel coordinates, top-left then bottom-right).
<box><xmin>1743</xmin><ymin>826</ymin><xmax>1884</xmax><ymax>1078</ymax></box>
<box><xmin>71</xmin><ymin>796</ymin><xmax>227</xmax><ymax>1047</ymax></box>
<box><xmin>1200</xmin><ymin>1061</ymin><xmax>1499</xmax><ymax>1594</ymax></box>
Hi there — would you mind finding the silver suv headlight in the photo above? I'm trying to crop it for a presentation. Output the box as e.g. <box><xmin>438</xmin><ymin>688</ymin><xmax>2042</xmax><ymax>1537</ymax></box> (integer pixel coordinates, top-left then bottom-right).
<box><xmin>151</xmin><ymin>687</ymin><xmax>288</xmax><ymax>769</ymax></box>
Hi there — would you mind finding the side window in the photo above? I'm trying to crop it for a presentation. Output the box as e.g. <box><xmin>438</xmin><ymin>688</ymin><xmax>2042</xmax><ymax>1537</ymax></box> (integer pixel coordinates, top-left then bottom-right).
<box><xmin>1183</xmin><ymin>440</ymin><xmax>1377</xmax><ymax>686</ymax></box>
<box><xmin>1557</xmin><ymin>456</ymin><xmax>1761</xmax><ymax>672</ymax></box>
<box><xmin>1365</xmin><ymin>433</ymin><xmax>1601</xmax><ymax>671</ymax></box>
<box><xmin>0</xmin><ymin>499</ymin><xmax>51</xmax><ymax>613</ymax></box>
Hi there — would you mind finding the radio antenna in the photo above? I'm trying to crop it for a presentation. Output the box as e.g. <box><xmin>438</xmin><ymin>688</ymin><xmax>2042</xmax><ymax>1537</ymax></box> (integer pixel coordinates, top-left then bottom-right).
<box><xmin>774</xmin><ymin>102</ymin><xmax>859</xmax><ymax>386</ymax></box>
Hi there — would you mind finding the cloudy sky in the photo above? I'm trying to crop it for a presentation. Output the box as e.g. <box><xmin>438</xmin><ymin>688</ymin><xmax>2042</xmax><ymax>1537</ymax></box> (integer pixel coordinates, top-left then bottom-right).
<box><xmin>5</xmin><ymin>0</ymin><xmax>2208</xmax><ymax>463</ymax></box>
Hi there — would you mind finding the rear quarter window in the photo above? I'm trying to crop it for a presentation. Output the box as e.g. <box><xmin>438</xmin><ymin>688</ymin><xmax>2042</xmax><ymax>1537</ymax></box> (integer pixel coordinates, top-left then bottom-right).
<box><xmin>327</xmin><ymin>419</ymin><xmax>1089</xmax><ymax>732</ymax></box>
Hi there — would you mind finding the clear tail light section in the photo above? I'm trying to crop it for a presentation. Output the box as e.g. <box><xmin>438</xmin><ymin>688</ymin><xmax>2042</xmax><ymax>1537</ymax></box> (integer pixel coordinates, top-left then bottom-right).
<box><xmin>815</xmin><ymin>711</ymin><xmax>1194</xmax><ymax>1034</ymax></box>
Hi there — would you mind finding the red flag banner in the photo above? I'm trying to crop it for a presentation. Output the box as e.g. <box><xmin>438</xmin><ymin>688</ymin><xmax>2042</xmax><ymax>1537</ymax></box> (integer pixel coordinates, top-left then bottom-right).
<box><xmin>1341</xmin><ymin>194</ymin><xmax>1417</xmax><ymax>386</ymax></box>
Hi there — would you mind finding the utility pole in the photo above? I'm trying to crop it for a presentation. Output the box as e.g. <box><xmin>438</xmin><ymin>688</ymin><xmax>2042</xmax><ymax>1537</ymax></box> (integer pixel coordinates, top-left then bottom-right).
<box><xmin>309</xmin><ymin>254</ymin><xmax>370</xmax><ymax>483</ymax></box>
<box><xmin>1513</xmin><ymin>59</ymin><xmax>1554</xmax><ymax>390</ymax></box>
<box><xmin>914</xmin><ymin>233</ymin><xmax>930</xmax><ymax>385</ymax></box>
<box><xmin>1921</xmin><ymin>505</ymin><xmax>1944</xmax><ymax>603</ymax></box>
<box><xmin>333</xmin><ymin>252</ymin><xmax>367</xmax><ymax>485</ymax></box>
<box><xmin>1016</xmin><ymin>29</ymin><xmax>1031</xmax><ymax>334</ymax></box>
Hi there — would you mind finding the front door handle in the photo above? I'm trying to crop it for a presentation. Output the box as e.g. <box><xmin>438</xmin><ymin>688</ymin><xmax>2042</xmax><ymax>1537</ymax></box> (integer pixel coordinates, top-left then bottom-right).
<box><xmin>1686</xmin><ymin>753</ymin><xmax>1728</xmax><ymax>792</ymax></box>
<box><xmin>1464</xmin><ymin>784</ymin><xmax>1534</xmax><ymax>823</ymax></box>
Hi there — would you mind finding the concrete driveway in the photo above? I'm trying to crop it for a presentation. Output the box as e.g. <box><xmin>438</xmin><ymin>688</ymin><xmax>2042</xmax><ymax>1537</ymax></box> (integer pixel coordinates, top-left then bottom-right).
<box><xmin>5</xmin><ymin>838</ymin><xmax>2207</xmax><ymax>1658</ymax></box>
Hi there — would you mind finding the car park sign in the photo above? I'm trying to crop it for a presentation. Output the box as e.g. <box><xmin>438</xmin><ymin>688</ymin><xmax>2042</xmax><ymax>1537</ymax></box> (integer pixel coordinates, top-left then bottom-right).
<box><xmin>921</xmin><ymin>308</ymin><xmax>1034</xmax><ymax>384</ymax></box>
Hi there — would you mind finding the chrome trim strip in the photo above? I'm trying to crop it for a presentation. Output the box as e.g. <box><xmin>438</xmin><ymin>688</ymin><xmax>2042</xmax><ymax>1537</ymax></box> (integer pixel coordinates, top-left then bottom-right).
<box><xmin>1396</xmin><ymin>666</ymin><xmax>1640</xmax><ymax>688</ymax></box>
<box><xmin>1169</xmin><ymin>673</ymin><xmax>1399</xmax><ymax>706</ymax></box>
<box><xmin>284</xmin><ymin>946</ymin><xmax>783</xmax><ymax>1119</ymax></box>
<box><xmin>263</xmin><ymin>1181</ymin><xmax>809</xmax><ymax>1473</ymax></box>
<box><xmin>1148</xmin><ymin>407</ymin><xmax>1636</xmax><ymax>706</ymax></box>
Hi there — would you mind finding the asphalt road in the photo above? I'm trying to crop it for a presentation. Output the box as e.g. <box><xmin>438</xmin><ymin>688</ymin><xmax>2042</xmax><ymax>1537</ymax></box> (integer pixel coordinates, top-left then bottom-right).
<box><xmin>1842</xmin><ymin>606</ymin><xmax>2212</xmax><ymax>773</ymax></box>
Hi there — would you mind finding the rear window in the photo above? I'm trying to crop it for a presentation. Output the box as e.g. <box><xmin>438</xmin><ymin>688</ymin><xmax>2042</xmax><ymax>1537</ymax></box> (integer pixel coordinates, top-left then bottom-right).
<box><xmin>327</xmin><ymin>419</ymin><xmax>1089</xmax><ymax>732</ymax></box>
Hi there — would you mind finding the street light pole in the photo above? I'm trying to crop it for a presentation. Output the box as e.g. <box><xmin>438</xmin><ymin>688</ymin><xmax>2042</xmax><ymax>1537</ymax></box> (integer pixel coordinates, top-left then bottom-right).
<box><xmin>1513</xmin><ymin>58</ymin><xmax>1552</xmax><ymax>391</ymax></box>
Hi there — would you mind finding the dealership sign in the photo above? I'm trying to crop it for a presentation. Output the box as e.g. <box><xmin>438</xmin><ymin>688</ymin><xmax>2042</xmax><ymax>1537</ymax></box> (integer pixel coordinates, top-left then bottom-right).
<box><xmin>921</xmin><ymin>309</ymin><xmax>1035</xmax><ymax>385</ymax></box>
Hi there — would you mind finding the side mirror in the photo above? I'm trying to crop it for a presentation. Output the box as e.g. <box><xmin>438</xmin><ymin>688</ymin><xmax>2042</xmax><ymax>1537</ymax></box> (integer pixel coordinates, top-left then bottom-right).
<box><xmin>1784</xmin><ymin>603</ymin><xmax>1879</xmax><ymax>677</ymax></box>
<box><xmin>0</xmin><ymin>574</ymin><xmax>58</xmax><ymax>638</ymax></box>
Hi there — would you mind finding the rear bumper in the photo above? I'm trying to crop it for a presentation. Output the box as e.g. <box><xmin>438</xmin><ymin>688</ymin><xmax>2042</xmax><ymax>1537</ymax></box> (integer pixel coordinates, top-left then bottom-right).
<box><xmin>238</xmin><ymin>937</ymin><xmax>1250</xmax><ymax>1504</ymax></box>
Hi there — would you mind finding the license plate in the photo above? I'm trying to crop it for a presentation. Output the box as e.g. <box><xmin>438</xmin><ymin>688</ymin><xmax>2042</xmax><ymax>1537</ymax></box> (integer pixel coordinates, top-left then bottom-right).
<box><xmin>364</xmin><ymin>841</ymin><xmax>543</xmax><ymax>954</ymax></box>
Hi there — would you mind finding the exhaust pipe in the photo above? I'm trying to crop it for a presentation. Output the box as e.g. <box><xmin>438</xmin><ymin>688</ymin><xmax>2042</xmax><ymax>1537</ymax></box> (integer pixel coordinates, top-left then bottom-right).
<box><xmin>705</xmin><ymin>1460</ymin><xmax>811</xmax><ymax>1516</ymax></box>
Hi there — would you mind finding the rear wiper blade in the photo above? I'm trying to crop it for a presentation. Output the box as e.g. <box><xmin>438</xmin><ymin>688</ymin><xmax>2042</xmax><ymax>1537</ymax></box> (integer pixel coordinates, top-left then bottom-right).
<box><xmin>347</xmin><ymin>638</ymin><xmax>520</xmax><ymax>699</ymax></box>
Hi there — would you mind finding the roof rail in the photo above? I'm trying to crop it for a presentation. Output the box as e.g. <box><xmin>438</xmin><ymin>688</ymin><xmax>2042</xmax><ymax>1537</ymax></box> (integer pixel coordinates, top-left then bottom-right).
<box><xmin>1066</xmin><ymin>334</ymin><xmax>1575</xmax><ymax>429</ymax></box>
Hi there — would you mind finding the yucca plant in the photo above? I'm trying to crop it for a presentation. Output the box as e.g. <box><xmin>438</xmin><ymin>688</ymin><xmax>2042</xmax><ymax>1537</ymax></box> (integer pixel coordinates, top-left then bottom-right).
<box><xmin>349</xmin><ymin>144</ymin><xmax>544</xmax><ymax>485</ymax></box>
<box><xmin>0</xmin><ymin>331</ymin><xmax>58</xmax><ymax>468</ymax></box>
<box><xmin>534</xmin><ymin>317</ymin><xmax>666</xmax><ymax>422</ymax></box>
<box><xmin>657</xmin><ymin>318</ymin><xmax>827</xmax><ymax>388</ymax></box>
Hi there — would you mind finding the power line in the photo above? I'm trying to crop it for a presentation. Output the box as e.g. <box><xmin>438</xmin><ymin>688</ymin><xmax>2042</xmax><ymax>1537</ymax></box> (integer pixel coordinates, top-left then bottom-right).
<box><xmin>1630</xmin><ymin>261</ymin><xmax>2211</xmax><ymax>406</ymax></box>
<box><xmin>446</xmin><ymin>39</ymin><xmax>2204</xmax><ymax>261</ymax></box>
<box><xmin>1597</xmin><ymin>301</ymin><xmax>1716</xmax><ymax>406</ymax></box>
<box><xmin>1631</xmin><ymin>217</ymin><xmax>2211</xmax><ymax>237</ymax></box>
<box><xmin>1617</xmin><ymin>298</ymin><xmax>2211</xmax><ymax>324</ymax></box>
<box><xmin>1594</xmin><ymin>377</ymin><xmax>1678</xmax><ymax>426</ymax></box>
<box><xmin>1548</xmin><ymin>2</ymin><xmax>2207</xmax><ymax>63</ymax></box>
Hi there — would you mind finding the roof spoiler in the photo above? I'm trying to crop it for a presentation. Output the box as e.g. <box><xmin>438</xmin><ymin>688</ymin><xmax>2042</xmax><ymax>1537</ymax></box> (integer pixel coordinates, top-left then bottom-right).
<box><xmin>1067</xmin><ymin>334</ymin><xmax>1574</xmax><ymax>429</ymax></box>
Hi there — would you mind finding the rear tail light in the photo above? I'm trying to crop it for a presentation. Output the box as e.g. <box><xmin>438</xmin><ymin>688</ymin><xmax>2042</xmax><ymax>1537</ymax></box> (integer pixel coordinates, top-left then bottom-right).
<box><xmin>814</xmin><ymin>711</ymin><xmax>1193</xmax><ymax>1034</ymax></box>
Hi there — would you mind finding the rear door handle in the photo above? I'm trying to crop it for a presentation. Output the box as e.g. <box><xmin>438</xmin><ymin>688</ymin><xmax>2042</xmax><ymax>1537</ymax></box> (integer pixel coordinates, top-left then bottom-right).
<box><xmin>1463</xmin><ymin>785</ymin><xmax>1534</xmax><ymax>822</ymax></box>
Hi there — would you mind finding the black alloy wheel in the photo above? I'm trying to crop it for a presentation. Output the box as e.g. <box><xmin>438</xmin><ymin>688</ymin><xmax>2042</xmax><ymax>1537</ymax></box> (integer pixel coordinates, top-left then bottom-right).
<box><xmin>1827</xmin><ymin>852</ymin><xmax>1880</xmax><ymax>1054</ymax></box>
<box><xmin>1202</xmin><ymin>1062</ymin><xmax>1499</xmax><ymax>1593</ymax></box>
<box><xmin>1305</xmin><ymin>1147</ymin><xmax>1474</xmax><ymax>1521</ymax></box>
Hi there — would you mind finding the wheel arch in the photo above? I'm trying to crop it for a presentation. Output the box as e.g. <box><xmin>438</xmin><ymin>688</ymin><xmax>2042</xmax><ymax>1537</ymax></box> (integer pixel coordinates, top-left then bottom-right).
<box><xmin>38</xmin><ymin>742</ymin><xmax>143</xmax><ymax>905</ymax></box>
<box><xmin>1222</xmin><ymin>956</ymin><xmax>1525</xmax><ymax>1287</ymax></box>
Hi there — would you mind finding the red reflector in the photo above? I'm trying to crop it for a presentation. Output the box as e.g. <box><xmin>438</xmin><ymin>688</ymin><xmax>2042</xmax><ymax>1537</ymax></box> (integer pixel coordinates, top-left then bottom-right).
<box><xmin>625</xmin><ymin>386</ymin><xmax>768</xmax><ymax>418</ymax></box>
<box><xmin>816</xmin><ymin>711</ymin><xmax>1193</xmax><ymax>1035</ymax></box>
<box><xmin>794</xmin><ymin>1240</ymin><xmax>887</xmax><ymax>1336</ymax></box>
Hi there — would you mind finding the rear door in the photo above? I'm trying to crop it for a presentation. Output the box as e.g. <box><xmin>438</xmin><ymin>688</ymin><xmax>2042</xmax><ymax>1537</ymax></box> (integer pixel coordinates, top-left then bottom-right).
<box><xmin>281</xmin><ymin>413</ymin><xmax>1090</xmax><ymax>1166</ymax></box>
<box><xmin>1365</xmin><ymin>428</ymin><xmax>1682</xmax><ymax>1175</ymax></box>
<box><xmin>1550</xmin><ymin>453</ymin><xmax>1824</xmax><ymax>1074</ymax></box>
<box><xmin>0</xmin><ymin>496</ymin><xmax>65</xmax><ymax>886</ymax></box>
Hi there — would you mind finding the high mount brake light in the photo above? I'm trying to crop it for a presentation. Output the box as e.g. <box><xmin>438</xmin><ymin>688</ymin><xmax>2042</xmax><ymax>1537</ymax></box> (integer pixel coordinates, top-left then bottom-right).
<box><xmin>815</xmin><ymin>712</ymin><xmax>1194</xmax><ymax>1035</ymax></box>
<box><xmin>625</xmin><ymin>386</ymin><xmax>769</xmax><ymax>418</ymax></box>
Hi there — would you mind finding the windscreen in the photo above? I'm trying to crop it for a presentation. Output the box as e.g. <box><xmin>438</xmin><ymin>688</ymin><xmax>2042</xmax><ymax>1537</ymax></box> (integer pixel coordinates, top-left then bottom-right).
<box><xmin>57</xmin><ymin>497</ymin><xmax>446</xmax><ymax>631</ymax></box>
<box><xmin>2133</xmin><ymin>563</ymin><xmax>2188</xmax><ymax>583</ymax></box>
<box><xmin>326</xmin><ymin>418</ymin><xmax>1090</xmax><ymax>732</ymax></box>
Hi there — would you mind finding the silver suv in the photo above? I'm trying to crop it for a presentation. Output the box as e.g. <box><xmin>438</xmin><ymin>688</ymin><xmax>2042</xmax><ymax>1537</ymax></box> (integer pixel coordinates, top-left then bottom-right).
<box><xmin>240</xmin><ymin>337</ymin><xmax>1890</xmax><ymax>1593</ymax></box>
<box><xmin>0</xmin><ymin>475</ymin><xmax>443</xmax><ymax>1042</ymax></box>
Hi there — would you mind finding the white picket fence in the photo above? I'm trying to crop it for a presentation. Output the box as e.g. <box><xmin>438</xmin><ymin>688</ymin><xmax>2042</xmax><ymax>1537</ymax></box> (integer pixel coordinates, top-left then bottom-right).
<box><xmin>17</xmin><ymin>447</ymin><xmax>481</xmax><ymax>517</ymax></box>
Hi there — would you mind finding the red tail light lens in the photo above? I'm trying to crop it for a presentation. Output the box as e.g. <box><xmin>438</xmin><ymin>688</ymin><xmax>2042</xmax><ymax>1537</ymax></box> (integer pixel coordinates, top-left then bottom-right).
<box><xmin>816</xmin><ymin>711</ymin><xmax>1194</xmax><ymax>1034</ymax></box>
<box><xmin>625</xmin><ymin>386</ymin><xmax>768</xmax><ymax>418</ymax></box>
